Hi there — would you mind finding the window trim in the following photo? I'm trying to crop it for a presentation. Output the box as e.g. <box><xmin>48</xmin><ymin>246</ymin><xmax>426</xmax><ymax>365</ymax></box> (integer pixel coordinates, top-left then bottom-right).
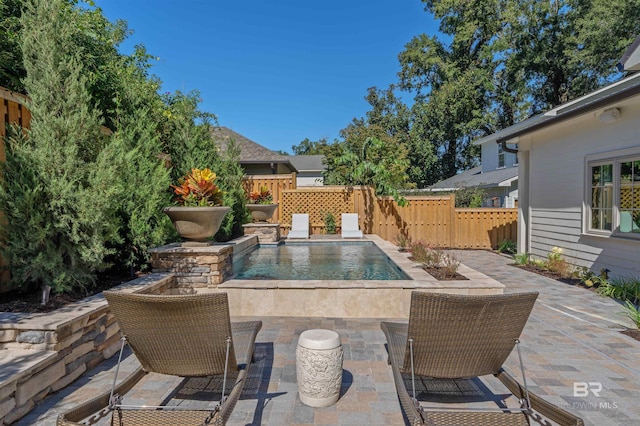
<box><xmin>497</xmin><ymin>146</ymin><xmax>505</xmax><ymax>169</ymax></box>
<box><xmin>584</xmin><ymin>147</ymin><xmax>640</xmax><ymax>240</ymax></box>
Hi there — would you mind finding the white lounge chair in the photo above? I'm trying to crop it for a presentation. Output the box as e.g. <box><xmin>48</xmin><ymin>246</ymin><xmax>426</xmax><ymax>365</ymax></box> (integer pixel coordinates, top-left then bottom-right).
<box><xmin>288</xmin><ymin>213</ymin><xmax>309</xmax><ymax>239</ymax></box>
<box><xmin>341</xmin><ymin>213</ymin><xmax>363</xmax><ymax>238</ymax></box>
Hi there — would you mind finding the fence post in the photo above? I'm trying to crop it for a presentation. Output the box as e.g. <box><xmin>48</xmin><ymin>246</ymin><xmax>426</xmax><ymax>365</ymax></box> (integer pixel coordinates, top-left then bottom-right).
<box><xmin>449</xmin><ymin>193</ymin><xmax>456</xmax><ymax>248</ymax></box>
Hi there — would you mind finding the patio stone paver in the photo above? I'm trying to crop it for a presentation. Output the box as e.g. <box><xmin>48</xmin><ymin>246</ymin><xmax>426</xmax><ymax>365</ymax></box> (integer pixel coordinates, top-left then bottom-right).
<box><xmin>15</xmin><ymin>250</ymin><xmax>640</xmax><ymax>425</ymax></box>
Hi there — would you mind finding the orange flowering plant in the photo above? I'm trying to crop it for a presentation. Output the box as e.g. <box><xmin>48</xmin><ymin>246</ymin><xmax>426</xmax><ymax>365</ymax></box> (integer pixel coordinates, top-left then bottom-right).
<box><xmin>248</xmin><ymin>186</ymin><xmax>273</xmax><ymax>204</ymax></box>
<box><xmin>171</xmin><ymin>168</ymin><xmax>224</xmax><ymax>207</ymax></box>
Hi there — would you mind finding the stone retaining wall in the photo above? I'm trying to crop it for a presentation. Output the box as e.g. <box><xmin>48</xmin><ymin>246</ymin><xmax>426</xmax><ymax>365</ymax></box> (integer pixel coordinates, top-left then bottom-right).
<box><xmin>0</xmin><ymin>274</ymin><xmax>174</xmax><ymax>424</ymax></box>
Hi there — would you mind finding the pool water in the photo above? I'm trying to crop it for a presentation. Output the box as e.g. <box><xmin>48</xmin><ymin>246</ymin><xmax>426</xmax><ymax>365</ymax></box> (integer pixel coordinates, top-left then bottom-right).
<box><xmin>233</xmin><ymin>242</ymin><xmax>411</xmax><ymax>280</ymax></box>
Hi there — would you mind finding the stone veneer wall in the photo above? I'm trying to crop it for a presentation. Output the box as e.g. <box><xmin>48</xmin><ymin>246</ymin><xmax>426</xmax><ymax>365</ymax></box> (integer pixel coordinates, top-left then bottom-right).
<box><xmin>148</xmin><ymin>236</ymin><xmax>258</xmax><ymax>288</ymax></box>
<box><xmin>149</xmin><ymin>244</ymin><xmax>233</xmax><ymax>287</ymax></box>
<box><xmin>0</xmin><ymin>274</ymin><xmax>174</xmax><ymax>424</ymax></box>
<box><xmin>242</xmin><ymin>223</ymin><xmax>280</xmax><ymax>244</ymax></box>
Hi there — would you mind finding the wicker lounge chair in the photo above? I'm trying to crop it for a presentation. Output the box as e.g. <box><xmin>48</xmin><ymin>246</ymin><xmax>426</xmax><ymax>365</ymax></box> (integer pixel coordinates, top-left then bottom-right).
<box><xmin>341</xmin><ymin>213</ymin><xmax>363</xmax><ymax>238</ymax></box>
<box><xmin>57</xmin><ymin>292</ymin><xmax>262</xmax><ymax>426</ymax></box>
<box><xmin>380</xmin><ymin>291</ymin><xmax>584</xmax><ymax>426</ymax></box>
<box><xmin>288</xmin><ymin>213</ymin><xmax>309</xmax><ymax>239</ymax></box>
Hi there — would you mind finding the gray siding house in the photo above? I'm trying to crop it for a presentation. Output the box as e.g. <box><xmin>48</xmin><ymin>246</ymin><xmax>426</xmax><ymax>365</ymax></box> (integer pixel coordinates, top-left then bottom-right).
<box><xmin>288</xmin><ymin>155</ymin><xmax>325</xmax><ymax>186</ymax></box>
<box><xmin>427</xmin><ymin>141</ymin><xmax>519</xmax><ymax>207</ymax></box>
<box><xmin>479</xmin><ymin>72</ymin><xmax>640</xmax><ymax>279</ymax></box>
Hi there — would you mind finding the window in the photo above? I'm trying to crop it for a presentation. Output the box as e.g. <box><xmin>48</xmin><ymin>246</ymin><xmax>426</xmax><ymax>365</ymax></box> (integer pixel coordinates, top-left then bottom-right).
<box><xmin>619</xmin><ymin>159</ymin><xmax>640</xmax><ymax>234</ymax></box>
<box><xmin>590</xmin><ymin>163</ymin><xmax>613</xmax><ymax>231</ymax></box>
<box><xmin>498</xmin><ymin>147</ymin><xmax>505</xmax><ymax>168</ymax></box>
<box><xmin>587</xmin><ymin>153</ymin><xmax>640</xmax><ymax>237</ymax></box>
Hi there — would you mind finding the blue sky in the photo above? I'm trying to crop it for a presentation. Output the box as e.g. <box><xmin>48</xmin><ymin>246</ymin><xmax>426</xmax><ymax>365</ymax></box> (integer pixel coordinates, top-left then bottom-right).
<box><xmin>98</xmin><ymin>1</ymin><xmax>437</xmax><ymax>153</ymax></box>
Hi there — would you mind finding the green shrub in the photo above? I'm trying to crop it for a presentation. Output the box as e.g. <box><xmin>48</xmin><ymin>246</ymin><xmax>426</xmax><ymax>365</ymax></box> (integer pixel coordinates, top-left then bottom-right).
<box><xmin>623</xmin><ymin>301</ymin><xmax>640</xmax><ymax>328</ymax></box>
<box><xmin>513</xmin><ymin>253</ymin><xmax>530</xmax><ymax>265</ymax></box>
<box><xmin>601</xmin><ymin>276</ymin><xmax>640</xmax><ymax>305</ymax></box>
<box><xmin>455</xmin><ymin>186</ymin><xmax>486</xmax><ymax>208</ymax></box>
<box><xmin>395</xmin><ymin>232</ymin><xmax>411</xmax><ymax>250</ymax></box>
<box><xmin>0</xmin><ymin>0</ymin><xmax>121</xmax><ymax>294</ymax></box>
<box><xmin>323</xmin><ymin>211</ymin><xmax>337</xmax><ymax>234</ymax></box>
<box><xmin>498</xmin><ymin>239</ymin><xmax>516</xmax><ymax>255</ymax></box>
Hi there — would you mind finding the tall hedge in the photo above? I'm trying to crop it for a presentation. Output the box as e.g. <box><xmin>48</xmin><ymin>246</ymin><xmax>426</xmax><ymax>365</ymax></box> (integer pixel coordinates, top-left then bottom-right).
<box><xmin>0</xmin><ymin>0</ymin><xmax>120</xmax><ymax>293</ymax></box>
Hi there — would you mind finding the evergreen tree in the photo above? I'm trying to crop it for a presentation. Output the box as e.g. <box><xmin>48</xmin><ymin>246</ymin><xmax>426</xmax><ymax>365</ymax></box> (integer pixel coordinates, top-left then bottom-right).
<box><xmin>108</xmin><ymin>55</ymin><xmax>173</xmax><ymax>270</ymax></box>
<box><xmin>161</xmin><ymin>90</ymin><xmax>220</xmax><ymax>183</ymax></box>
<box><xmin>0</xmin><ymin>0</ymin><xmax>120</xmax><ymax>293</ymax></box>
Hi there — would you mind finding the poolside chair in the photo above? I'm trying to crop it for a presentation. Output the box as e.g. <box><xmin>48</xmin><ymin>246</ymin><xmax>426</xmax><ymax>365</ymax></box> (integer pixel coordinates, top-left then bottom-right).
<box><xmin>380</xmin><ymin>291</ymin><xmax>584</xmax><ymax>426</ymax></box>
<box><xmin>341</xmin><ymin>213</ymin><xmax>363</xmax><ymax>238</ymax></box>
<box><xmin>57</xmin><ymin>292</ymin><xmax>262</xmax><ymax>426</ymax></box>
<box><xmin>288</xmin><ymin>213</ymin><xmax>309</xmax><ymax>239</ymax></box>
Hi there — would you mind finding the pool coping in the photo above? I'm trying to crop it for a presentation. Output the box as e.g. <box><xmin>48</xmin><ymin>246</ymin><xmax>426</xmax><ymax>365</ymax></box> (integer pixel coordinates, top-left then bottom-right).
<box><xmin>221</xmin><ymin>234</ymin><xmax>504</xmax><ymax>290</ymax></box>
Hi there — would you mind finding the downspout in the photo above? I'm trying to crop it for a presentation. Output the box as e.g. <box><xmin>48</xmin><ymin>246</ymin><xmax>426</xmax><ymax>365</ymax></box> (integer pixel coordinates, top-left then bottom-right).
<box><xmin>498</xmin><ymin>140</ymin><xmax>518</xmax><ymax>154</ymax></box>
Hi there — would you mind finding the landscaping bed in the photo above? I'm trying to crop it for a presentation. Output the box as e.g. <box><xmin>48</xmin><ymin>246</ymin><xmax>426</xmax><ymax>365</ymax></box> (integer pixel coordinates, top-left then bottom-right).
<box><xmin>0</xmin><ymin>272</ymin><xmax>139</xmax><ymax>313</ymax></box>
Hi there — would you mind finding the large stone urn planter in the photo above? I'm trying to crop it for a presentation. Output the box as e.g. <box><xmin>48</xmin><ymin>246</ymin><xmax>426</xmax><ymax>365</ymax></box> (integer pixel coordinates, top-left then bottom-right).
<box><xmin>247</xmin><ymin>203</ymin><xmax>278</xmax><ymax>222</ymax></box>
<box><xmin>163</xmin><ymin>206</ymin><xmax>231</xmax><ymax>242</ymax></box>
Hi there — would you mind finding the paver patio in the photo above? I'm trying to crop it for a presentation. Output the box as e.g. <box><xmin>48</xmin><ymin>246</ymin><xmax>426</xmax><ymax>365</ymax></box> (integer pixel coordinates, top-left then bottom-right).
<box><xmin>15</xmin><ymin>250</ymin><xmax>640</xmax><ymax>425</ymax></box>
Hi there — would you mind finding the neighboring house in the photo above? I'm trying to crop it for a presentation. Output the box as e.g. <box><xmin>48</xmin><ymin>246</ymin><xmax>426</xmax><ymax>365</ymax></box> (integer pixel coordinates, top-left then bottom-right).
<box><xmin>479</xmin><ymin>69</ymin><xmax>640</xmax><ymax>278</ymax></box>
<box><xmin>426</xmin><ymin>141</ymin><xmax>519</xmax><ymax>207</ymax></box>
<box><xmin>288</xmin><ymin>155</ymin><xmax>326</xmax><ymax>187</ymax></box>
<box><xmin>212</xmin><ymin>126</ymin><xmax>297</xmax><ymax>175</ymax></box>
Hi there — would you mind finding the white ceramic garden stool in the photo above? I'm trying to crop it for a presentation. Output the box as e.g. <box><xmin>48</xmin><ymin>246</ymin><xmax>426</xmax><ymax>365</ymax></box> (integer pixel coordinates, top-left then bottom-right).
<box><xmin>296</xmin><ymin>329</ymin><xmax>343</xmax><ymax>407</ymax></box>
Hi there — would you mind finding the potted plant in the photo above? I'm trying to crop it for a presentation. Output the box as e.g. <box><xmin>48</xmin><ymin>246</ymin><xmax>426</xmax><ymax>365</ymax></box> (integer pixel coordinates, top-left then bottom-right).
<box><xmin>163</xmin><ymin>168</ymin><xmax>231</xmax><ymax>242</ymax></box>
<box><xmin>246</xmin><ymin>186</ymin><xmax>278</xmax><ymax>222</ymax></box>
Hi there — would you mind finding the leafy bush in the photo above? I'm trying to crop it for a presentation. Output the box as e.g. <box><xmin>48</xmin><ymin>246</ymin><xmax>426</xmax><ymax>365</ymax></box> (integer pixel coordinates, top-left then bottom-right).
<box><xmin>409</xmin><ymin>241</ymin><xmax>454</xmax><ymax>270</ymax></box>
<box><xmin>498</xmin><ymin>239</ymin><xmax>516</xmax><ymax>255</ymax></box>
<box><xmin>623</xmin><ymin>301</ymin><xmax>640</xmax><ymax>328</ymax></box>
<box><xmin>544</xmin><ymin>247</ymin><xmax>574</xmax><ymax>279</ymax></box>
<box><xmin>513</xmin><ymin>253</ymin><xmax>530</xmax><ymax>265</ymax></box>
<box><xmin>574</xmin><ymin>266</ymin><xmax>608</xmax><ymax>288</ymax></box>
<box><xmin>214</xmin><ymin>140</ymin><xmax>249</xmax><ymax>242</ymax></box>
<box><xmin>395</xmin><ymin>232</ymin><xmax>411</xmax><ymax>250</ymax></box>
<box><xmin>408</xmin><ymin>240</ymin><xmax>431</xmax><ymax>264</ymax></box>
<box><xmin>323</xmin><ymin>211</ymin><xmax>337</xmax><ymax>234</ymax></box>
<box><xmin>598</xmin><ymin>276</ymin><xmax>640</xmax><ymax>305</ymax></box>
<box><xmin>0</xmin><ymin>0</ymin><xmax>121</xmax><ymax>294</ymax></box>
<box><xmin>455</xmin><ymin>186</ymin><xmax>486</xmax><ymax>208</ymax></box>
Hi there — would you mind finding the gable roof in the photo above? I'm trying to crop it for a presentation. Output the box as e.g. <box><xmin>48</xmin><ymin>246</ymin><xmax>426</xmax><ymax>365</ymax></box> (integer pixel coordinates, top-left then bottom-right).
<box><xmin>427</xmin><ymin>166</ymin><xmax>518</xmax><ymax>191</ymax></box>
<box><xmin>619</xmin><ymin>34</ymin><xmax>640</xmax><ymax>71</ymax></box>
<box><xmin>211</xmin><ymin>127</ymin><xmax>295</xmax><ymax>170</ymax></box>
<box><xmin>288</xmin><ymin>155</ymin><xmax>326</xmax><ymax>172</ymax></box>
<box><xmin>474</xmin><ymin>73</ymin><xmax>640</xmax><ymax>146</ymax></box>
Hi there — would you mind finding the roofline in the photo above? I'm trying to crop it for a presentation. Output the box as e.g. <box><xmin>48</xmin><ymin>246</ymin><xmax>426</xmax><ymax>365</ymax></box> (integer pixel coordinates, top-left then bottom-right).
<box><xmin>474</xmin><ymin>73</ymin><xmax>640</xmax><ymax>145</ymax></box>
<box><xmin>619</xmin><ymin>35</ymin><xmax>640</xmax><ymax>71</ymax></box>
<box><xmin>239</xmin><ymin>159</ymin><xmax>292</xmax><ymax>164</ymax></box>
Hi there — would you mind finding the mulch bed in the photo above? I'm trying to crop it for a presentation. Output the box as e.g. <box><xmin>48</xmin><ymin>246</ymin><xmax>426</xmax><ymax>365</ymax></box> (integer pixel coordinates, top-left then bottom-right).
<box><xmin>0</xmin><ymin>272</ymin><xmax>139</xmax><ymax>313</ymax></box>
<box><xmin>422</xmin><ymin>267</ymin><xmax>468</xmax><ymax>281</ymax></box>
<box><xmin>513</xmin><ymin>263</ymin><xmax>584</xmax><ymax>287</ymax></box>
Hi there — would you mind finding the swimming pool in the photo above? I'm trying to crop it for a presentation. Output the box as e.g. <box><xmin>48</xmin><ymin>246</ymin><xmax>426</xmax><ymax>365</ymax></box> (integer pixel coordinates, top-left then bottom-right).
<box><xmin>233</xmin><ymin>241</ymin><xmax>411</xmax><ymax>280</ymax></box>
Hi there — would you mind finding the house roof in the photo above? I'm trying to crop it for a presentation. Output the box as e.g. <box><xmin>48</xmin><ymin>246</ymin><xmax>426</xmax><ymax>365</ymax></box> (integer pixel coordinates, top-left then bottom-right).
<box><xmin>474</xmin><ymin>72</ymin><xmax>640</xmax><ymax>146</ymax></box>
<box><xmin>427</xmin><ymin>166</ymin><xmax>518</xmax><ymax>191</ymax></box>
<box><xmin>619</xmin><ymin>35</ymin><xmax>640</xmax><ymax>71</ymax></box>
<box><xmin>288</xmin><ymin>155</ymin><xmax>326</xmax><ymax>172</ymax></box>
<box><xmin>211</xmin><ymin>127</ymin><xmax>296</xmax><ymax>170</ymax></box>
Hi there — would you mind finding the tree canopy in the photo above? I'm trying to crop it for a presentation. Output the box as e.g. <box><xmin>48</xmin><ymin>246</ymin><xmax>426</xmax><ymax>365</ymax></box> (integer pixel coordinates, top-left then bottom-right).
<box><xmin>0</xmin><ymin>0</ymin><xmax>247</xmax><ymax>293</ymax></box>
<box><xmin>293</xmin><ymin>0</ymin><xmax>640</xmax><ymax>189</ymax></box>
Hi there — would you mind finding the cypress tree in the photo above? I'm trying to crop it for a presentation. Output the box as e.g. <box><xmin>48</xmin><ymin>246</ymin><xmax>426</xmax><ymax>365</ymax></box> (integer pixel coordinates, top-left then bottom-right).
<box><xmin>0</xmin><ymin>0</ymin><xmax>120</xmax><ymax>293</ymax></box>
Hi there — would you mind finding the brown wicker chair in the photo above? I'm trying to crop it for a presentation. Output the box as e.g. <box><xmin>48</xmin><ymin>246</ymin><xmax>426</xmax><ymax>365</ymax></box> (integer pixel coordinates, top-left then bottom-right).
<box><xmin>380</xmin><ymin>291</ymin><xmax>584</xmax><ymax>426</ymax></box>
<box><xmin>57</xmin><ymin>292</ymin><xmax>262</xmax><ymax>426</ymax></box>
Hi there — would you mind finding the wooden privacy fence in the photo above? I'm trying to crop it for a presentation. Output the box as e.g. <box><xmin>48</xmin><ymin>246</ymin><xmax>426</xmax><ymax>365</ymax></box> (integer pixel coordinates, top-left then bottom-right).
<box><xmin>1</xmin><ymin>87</ymin><xmax>31</xmax><ymax>290</ymax></box>
<box><xmin>255</xmin><ymin>176</ymin><xmax>517</xmax><ymax>250</ymax></box>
